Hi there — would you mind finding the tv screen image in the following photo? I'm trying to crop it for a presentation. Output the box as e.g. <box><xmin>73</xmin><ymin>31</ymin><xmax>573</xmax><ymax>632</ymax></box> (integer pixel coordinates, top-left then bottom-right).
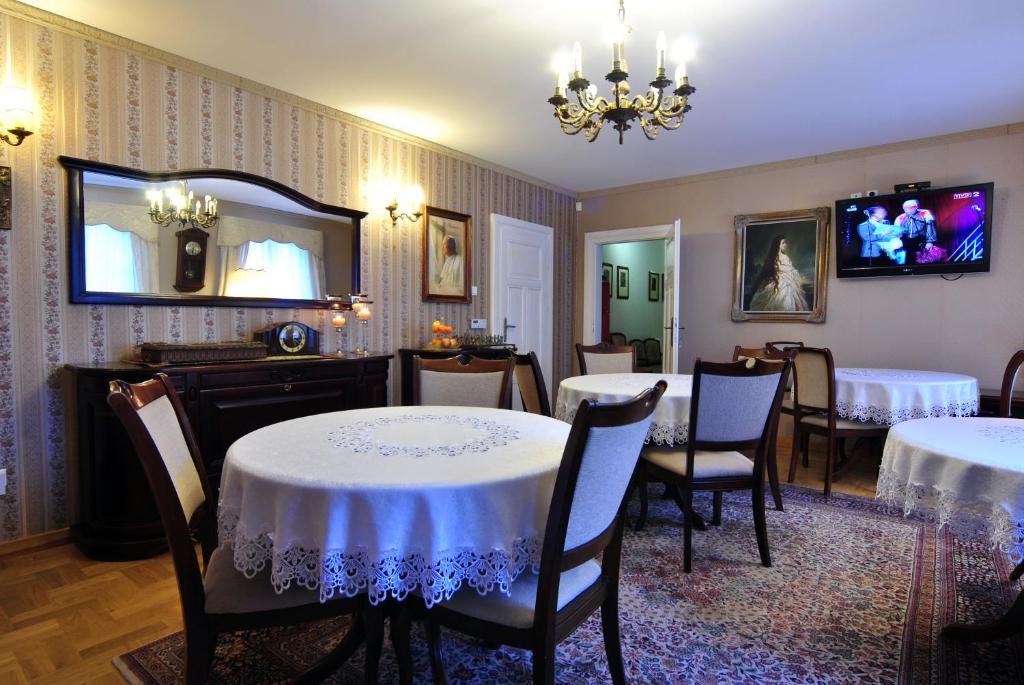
<box><xmin>834</xmin><ymin>182</ymin><xmax>993</xmax><ymax>278</ymax></box>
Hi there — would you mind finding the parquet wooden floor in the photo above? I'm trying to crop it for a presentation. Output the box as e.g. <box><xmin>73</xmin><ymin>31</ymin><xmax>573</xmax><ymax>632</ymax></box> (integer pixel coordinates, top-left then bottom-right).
<box><xmin>0</xmin><ymin>434</ymin><xmax>883</xmax><ymax>684</ymax></box>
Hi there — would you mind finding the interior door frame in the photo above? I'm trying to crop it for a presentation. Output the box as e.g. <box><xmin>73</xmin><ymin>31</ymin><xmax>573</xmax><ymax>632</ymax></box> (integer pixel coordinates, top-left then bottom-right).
<box><xmin>582</xmin><ymin>223</ymin><xmax>681</xmax><ymax>369</ymax></box>
<box><xmin>488</xmin><ymin>213</ymin><xmax>555</xmax><ymax>395</ymax></box>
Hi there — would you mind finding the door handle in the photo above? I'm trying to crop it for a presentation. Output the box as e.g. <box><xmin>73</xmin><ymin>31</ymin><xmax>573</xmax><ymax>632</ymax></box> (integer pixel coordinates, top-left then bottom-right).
<box><xmin>503</xmin><ymin>317</ymin><xmax>516</xmax><ymax>339</ymax></box>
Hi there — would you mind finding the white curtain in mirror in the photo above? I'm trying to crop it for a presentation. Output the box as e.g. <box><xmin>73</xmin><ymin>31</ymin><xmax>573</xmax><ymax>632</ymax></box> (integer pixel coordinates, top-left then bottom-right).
<box><xmin>84</xmin><ymin>223</ymin><xmax>159</xmax><ymax>293</ymax></box>
<box><xmin>219</xmin><ymin>239</ymin><xmax>325</xmax><ymax>299</ymax></box>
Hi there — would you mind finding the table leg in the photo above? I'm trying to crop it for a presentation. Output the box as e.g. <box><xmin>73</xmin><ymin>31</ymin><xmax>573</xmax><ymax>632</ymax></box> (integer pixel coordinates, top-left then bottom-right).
<box><xmin>295</xmin><ymin>610</ymin><xmax>369</xmax><ymax>684</ymax></box>
<box><xmin>944</xmin><ymin>586</ymin><xmax>1024</xmax><ymax>643</ymax></box>
<box><xmin>389</xmin><ymin>601</ymin><xmax>414</xmax><ymax>685</ymax></box>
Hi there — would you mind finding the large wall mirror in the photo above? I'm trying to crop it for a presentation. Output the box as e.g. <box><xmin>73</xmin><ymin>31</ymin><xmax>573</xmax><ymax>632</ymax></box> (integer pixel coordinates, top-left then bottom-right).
<box><xmin>60</xmin><ymin>157</ymin><xmax>366</xmax><ymax>309</ymax></box>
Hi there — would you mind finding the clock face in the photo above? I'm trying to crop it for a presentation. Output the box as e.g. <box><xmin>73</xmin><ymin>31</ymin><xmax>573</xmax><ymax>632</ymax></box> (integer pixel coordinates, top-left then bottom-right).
<box><xmin>184</xmin><ymin>240</ymin><xmax>203</xmax><ymax>256</ymax></box>
<box><xmin>278</xmin><ymin>323</ymin><xmax>307</xmax><ymax>354</ymax></box>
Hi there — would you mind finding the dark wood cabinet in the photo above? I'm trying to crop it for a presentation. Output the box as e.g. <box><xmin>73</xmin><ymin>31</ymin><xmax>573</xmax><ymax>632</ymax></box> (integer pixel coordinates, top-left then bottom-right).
<box><xmin>64</xmin><ymin>354</ymin><xmax>392</xmax><ymax>560</ymax></box>
<box><xmin>397</xmin><ymin>347</ymin><xmax>514</xmax><ymax>405</ymax></box>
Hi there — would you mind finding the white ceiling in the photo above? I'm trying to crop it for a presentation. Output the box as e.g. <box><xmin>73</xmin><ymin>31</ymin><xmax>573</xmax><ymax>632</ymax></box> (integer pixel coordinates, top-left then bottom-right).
<box><xmin>23</xmin><ymin>0</ymin><xmax>1024</xmax><ymax>192</ymax></box>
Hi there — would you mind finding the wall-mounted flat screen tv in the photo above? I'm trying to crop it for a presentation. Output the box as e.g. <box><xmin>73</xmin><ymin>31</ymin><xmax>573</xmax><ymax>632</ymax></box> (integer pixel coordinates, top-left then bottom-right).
<box><xmin>835</xmin><ymin>182</ymin><xmax>993</xmax><ymax>278</ymax></box>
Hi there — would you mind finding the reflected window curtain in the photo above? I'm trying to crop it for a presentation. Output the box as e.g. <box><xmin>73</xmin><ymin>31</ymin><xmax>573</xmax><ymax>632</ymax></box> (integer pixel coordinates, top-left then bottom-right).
<box><xmin>219</xmin><ymin>239</ymin><xmax>323</xmax><ymax>299</ymax></box>
<box><xmin>84</xmin><ymin>223</ymin><xmax>158</xmax><ymax>293</ymax></box>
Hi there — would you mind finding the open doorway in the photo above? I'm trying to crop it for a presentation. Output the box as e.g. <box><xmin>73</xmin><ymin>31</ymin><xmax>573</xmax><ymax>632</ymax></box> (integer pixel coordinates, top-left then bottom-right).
<box><xmin>601</xmin><ymin>239</ymin><xmax>666</xmax><ymax>372</ymax></box>
<box><xmin>583</xmin><ymin>222</ymin><xmax>683</xmax><ymax>373</ymax></box>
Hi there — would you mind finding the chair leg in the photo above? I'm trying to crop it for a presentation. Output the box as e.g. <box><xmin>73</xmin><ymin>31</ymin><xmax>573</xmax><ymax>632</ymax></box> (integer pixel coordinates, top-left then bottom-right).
<box><xmin>712</xmin><ymin>492</ymin><xmax>723</xmax><ymax>526</ymax></box>
<box><xmin>1012</xmin><ymin>559</ymin><xmax>1024</xmax><ymax>582</ymax></box>
<box><xmin>601</xmin><ymin>593</ymin><xmax>627</xmax><ymax>685</ymax></box>
<box><xmin>532</xmin><ymin>644</ymin><xmax>556</xmax><ymax>685</ymax></box>
<box><xmin>787</xmin><ymin>425</ymin><xmax>801</xmax><ymax>483</ymax></box>
<box><xmin>362</xmin><ymin>604</ymin><xmax>385</xmax><ymax>685</ymax></box>
<box><xmin>823</xmin><ymin>433</ymin><xmax>836</xmax><ymax>498</ymax></box>
<box><xmin>184</xmin><ymin>627</ymin><xmax>215</xmax><ymax>685</ymax></box>
<box><xmin>389</xmin><ymin>603</ymin><xmax>413</xmax><ymax>685</ymax></box>
<box><xmin>800</xmin><ymin>432</ymin><xmax>809</xmax><ymax>468</ymax></box>
<box><xmin>752</xmin><ymin>483</ymin><xmax>771</xmax><ymax>567</ymax></box>
<box><xmin>296</xmin><ymin>616</ymin><xmax>366</xmax><ymax>685</ymax></box>
<box><xmin>682</xmin><ymin>488</ymin><xmax>694</xmax><ymax>573</ymax></box>
<box><xmin>426</xmin><ymin>620</ymin><xmax>447</xmax><ymax>685</ymax></box>
<box><xmin>767</xmin><ymin>443</ymin><xmax>784</xmax><ymax>511</ymax></box>
<box><xmin>635</xmin><ymin>466</ymin><xmax>649</xmax><ymax>531</ymax></box>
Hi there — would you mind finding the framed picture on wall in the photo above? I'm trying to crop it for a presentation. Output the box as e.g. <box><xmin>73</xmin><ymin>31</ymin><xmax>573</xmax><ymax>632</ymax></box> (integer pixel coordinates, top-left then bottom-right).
<box><xmin>615</xmin><ymin>265</ymin><xmax>629</xmax><ymax>299</ymax></box>
<box><xmin>602</xmin><ymin>262</ymin><xmax>613</xmax><ymax>284</ymax></box>
<box><xmin>731</xmin><ymin>207</ymin><xmax>830</xmax><ymax>322</ymax></box>
<box><xmin>647</xmin><ymin>271</ymin><xmax>661</xmax><ymax>302</ymax></box>
<box><xmin>422</xmin><ymin>205</ymin><xmax>472</xmax><ymax>303</ymax></box>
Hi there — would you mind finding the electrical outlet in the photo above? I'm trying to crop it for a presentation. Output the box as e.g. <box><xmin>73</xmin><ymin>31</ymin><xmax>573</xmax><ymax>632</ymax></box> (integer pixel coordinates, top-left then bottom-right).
<box><xmin>850</xmin><ymin>192</ymin><xmax>863</xmax><ymax>199</ymax></box>
<box><xmin>470</xmin><ymin>318</ymin><xmax>487</xmax><ymax>329</ymax></box>
<box><xmin>0</xmin><ymin>468</ymin><xmax>6</xmax><ymax>496</ymax></box>
<box><xmin>471</xmin><ymin>285</ymin><xmax>478</xmax><ymax>296</ymax></box>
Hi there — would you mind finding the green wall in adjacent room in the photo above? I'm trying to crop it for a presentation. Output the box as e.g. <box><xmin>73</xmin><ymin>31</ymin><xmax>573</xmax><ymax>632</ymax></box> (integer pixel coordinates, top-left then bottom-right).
<box><xmin>601</xmin><ymin>239</ymin><xmax>665</xmax><ymax>344</ymax></box>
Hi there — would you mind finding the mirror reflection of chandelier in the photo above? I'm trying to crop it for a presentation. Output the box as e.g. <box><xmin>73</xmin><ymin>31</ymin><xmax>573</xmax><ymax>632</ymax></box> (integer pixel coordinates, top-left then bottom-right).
<box><xmin>547</xmin><ymin>0</ymin><xmax>696</xmax><ymax>144</ymax></box>
<box><xmin>146</xmin><ymin>179</ymin><xmax>219</xmax><ymax>230</ymax></box>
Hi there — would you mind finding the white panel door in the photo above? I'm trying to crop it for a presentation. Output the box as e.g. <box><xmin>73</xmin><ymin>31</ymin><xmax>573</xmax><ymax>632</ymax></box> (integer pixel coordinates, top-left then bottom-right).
<box><xmin>663</xmin><ymin>219</ymin><xmax>683</xmax><ymax>373</ymax></box>
<box><xmin>490</xmin><ymin>214</ymin><xmax>554</xmax><ymax>403</ymax></box>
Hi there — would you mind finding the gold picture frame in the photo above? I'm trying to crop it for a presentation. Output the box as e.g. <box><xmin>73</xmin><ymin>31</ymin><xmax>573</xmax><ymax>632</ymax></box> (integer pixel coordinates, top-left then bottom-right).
<box><xmin>422</xmin><ymin>205</ymin><xmax>472</xmax><ymax>303</ymax></box>
<box><xmin>732</xmin><ymin>207</ymin><xmax>830</xmax><ymax>323</ymax></box>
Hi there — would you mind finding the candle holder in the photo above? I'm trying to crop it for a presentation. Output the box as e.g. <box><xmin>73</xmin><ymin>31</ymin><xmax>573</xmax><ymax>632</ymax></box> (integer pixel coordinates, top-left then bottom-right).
<box><xmin>356</xmin><ymin>318</ymin><xmax>370</xmax><ymax>356</ymax></box>
<box><xmin>330</xmin><ymin>313</ymin><xmax>347</xmax><ymax>356</ymax></box>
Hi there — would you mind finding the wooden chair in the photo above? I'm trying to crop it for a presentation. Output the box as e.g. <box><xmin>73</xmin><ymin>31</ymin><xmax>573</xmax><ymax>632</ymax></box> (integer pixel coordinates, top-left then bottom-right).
<box><xmin>107</xmin><ymin>373</ymin><xmax>380</xmax><ymax>684</ymax></box>
<box><xmin>630</xmin><ymin>339</ymin><xmax>647</xmax><ymax>368</ymax></box>
<box><xmin>425</xmin><ymin>381</ymin><xmax>668</xmax><ymax>685</ymax></box>
<box><xmin>413</xmin><ymin>353</ymin><xmax>515</xmax><ymax>409</ymax></box>
<box><xmin>643</xmin><ymin>338</ymin><xmax>662</xmax><ymax>369</ymax></box>
<box><xmin>576</xmin><ymin>342</ymin><xmax>636</xmax><ymax>375</ymax></box>
<box><xmin>765</xmin><ymin>340</ymin><xmax>805</xmax><ymax>353</ymax></box>
<box><xmin>785</xmin><ymin>347</ymin><xmax>888</xmax><ymax>497</ymax></box>
<box><xmin>730</xmin><ymin>345</ymin><xmax>794</xmax><ymax>511</ymax></box>
<box><xmin>999</xmin><ymin>349</ymin><xmax>1024</xmax><ymax>418</ymax></box>
<box><xmin>514</xmin><ymin>352</ymin><xmax>552</xmax><ymax>417</ymax></box>
<box><xmin>636</xmin><ymin>358</ymin><xmax>788</xmax><ymax>572</ymax></box>
<box><xmin>609</xmin><ymin>332</ymin><xmax>627</xmax><ymax>347</ymax></box>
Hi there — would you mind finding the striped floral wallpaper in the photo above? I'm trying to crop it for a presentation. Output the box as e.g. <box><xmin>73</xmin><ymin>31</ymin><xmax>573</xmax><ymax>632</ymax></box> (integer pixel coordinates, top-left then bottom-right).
<box><xmin>0</xmin><ymin>7</ymin><xmax>576</xmax><ymax>540</ymax></box>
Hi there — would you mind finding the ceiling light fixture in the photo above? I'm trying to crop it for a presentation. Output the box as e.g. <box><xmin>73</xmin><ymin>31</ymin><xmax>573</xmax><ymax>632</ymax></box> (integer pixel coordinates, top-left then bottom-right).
<box><xmin>146</xmin><ymin>180</ymin><xmax>219</xmax><ymax>230</ymax></box>
<box><xmin>547</xmin><ymin>0</ymin><xmax>696</xmax><ymax>144</ymax></box>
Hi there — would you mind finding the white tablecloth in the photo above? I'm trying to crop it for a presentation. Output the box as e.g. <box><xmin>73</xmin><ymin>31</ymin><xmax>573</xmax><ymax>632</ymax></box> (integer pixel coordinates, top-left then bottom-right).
<box><xmin>877</xmin><ymin>417</ymin><xmax>1024</xmax><ymax>562</ymax></box>
<box><xmin>834</xmin><ymin>368</ymin><xmax>978</xmax><ymax>425</ymax></box>
<box><xmin>217</xmin><ymin>406</ymin><xmax>570</xmax><ymax>606</ymax></box>
<box><xmin>556</xmin><ymin>373</ymin><xmax>691</xmax><ymax>445</ymax></box>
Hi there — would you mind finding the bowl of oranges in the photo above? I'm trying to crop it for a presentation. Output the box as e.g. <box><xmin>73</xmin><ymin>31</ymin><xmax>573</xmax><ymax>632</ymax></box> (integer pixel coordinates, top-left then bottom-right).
<box><xmin>429</xmin><ymin>320</ymin><xmax>459</xmax><ymax>349</ymax></box>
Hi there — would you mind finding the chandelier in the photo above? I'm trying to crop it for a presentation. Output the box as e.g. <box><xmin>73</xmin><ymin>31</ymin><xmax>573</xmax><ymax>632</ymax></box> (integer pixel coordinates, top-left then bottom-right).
<box><xmin>146</xmin><ymin>179</ymin><xmax>219</xmax><ymax>230</ymax></box>
<box><xmin>547</xmin><ymin>0</ymin><xmax>696</xmax><ymax>144</ymax></box>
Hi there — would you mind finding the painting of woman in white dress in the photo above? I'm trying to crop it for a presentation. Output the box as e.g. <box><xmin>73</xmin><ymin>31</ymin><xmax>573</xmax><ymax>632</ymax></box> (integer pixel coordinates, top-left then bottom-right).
<box><xmin>747</xmin><ymin>236</ymin><xmax>809</xmax><ymax>311</ymax></box>
<box><xmin>422</xmin><ymin>206</ymin><xmax>472</xmax><ymax>303</ymax></box>
<box><xmin>732</xmin><ymin>208</ymin><xmax>830</xmax><ymax>323</ymax></box>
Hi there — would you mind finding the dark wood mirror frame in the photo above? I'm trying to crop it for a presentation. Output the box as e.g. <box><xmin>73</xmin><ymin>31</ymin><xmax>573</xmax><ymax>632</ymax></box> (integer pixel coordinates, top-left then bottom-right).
<box><xmin>59</xmin><ymin>156</ymin><xmax>367</xmax><ymax>309</ymax></box>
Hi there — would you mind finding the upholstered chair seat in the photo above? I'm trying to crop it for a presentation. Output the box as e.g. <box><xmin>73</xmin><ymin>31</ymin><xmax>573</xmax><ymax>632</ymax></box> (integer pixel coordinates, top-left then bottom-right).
<box><xmin>798</xmin><ymin>414</ymin><xmax>886</xmax><ymax>431</ymax></box>
<box><xmin>437</xmin><ymin>561</ymin><xmax>602</xmax><ymax>629</ymax></box>
<box><xmin>203</xmin><ymin>546</ymin><xmax>324</xmax><ymax>614</ymax></box>
<box><xmin>642</xmin><ymin>448</ymin><xmax>754</xmax><ymax>479</ymax></box>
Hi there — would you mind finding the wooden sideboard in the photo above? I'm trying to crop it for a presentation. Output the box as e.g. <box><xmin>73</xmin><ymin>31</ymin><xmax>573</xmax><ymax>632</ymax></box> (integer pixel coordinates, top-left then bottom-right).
<box><xmin>64</xmin><ymin>354</ymin><xmax>392</xmax><ymax>560</ymax></box>
<box><xmin>396</xmin><ymin>347</ymin><xmax>514</xmax><ymax>405</ymax></box>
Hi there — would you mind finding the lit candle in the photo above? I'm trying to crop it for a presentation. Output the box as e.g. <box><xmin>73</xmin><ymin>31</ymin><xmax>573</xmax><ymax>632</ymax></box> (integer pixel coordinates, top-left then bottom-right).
<box><xmin>656</xmin><ymin>32</ymin><xmax>667</xmax><ymax>71</ymax></box>
<box><xmin>331</xmin><ymin>313</ymin><xmax>346</xmax><ymax>327</ymax></box>
<box><xmin>352</xmin><ymin>301</ymin><xmax>367</xmax><ymax>313</ymax></box>
<box><xmin>356</xmin><ymin>308</ymin><xmax>371</xmax><ymax>321</ymax></box>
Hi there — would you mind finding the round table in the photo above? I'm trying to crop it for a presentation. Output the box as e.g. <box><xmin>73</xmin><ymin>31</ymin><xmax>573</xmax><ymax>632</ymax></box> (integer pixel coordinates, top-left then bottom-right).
<box><xmin>217</xmin><ymin>406</ymin><xmax>570</xmax><ymax>608</ymax></box>
<box><xmin>556</xmin><ymin>373</ymin><xmax>692</xmax><ymax>445</ymax></box>
<box><xmin>834</xmin><ymin>367</ymin><xmax>978</xmax><ymax>425</ymax></box>
<box><xmin>878</xmin><ymin>417</ymin><xmax>1024</xmax><ymax>641</ymax></box>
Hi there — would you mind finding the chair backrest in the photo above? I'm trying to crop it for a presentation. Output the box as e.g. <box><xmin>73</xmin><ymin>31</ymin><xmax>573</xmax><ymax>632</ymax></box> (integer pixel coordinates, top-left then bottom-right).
<box><xmin>643</xmin><ymin>338</ymin><xmax>662</xmax><ymax>364</ymax></box>
<box><xmin>687</xmin><ymin>358</ymin><xmax>787</xmax><ymax>451</ymax></box>
<box><xmin>534</xmin><ymin>381</ymin><xmax>667</xmax><ymax>620</ymax></box>
<box><xmin>733</xmin><ymin>344</ymin><xmax>794</xmax><ymax>389</ymax></box>
<box><xmin>766</xmin><ymin>340</ymin><xmax>805</xmax><ymax>353</ymax></box>
<box><xmin>630</xmin><ymin>339</ymin><xmax>647</xmax><ymax>365</ymax></box>
<box><xmin>791</xmin><ymin>346</ymin><xmax>834</xmax><ymax>413</ymax></box>
<box><xmin>514</xmin><ymin>351</ymin><xmax>552</xmax><ymax>417</ymax></box>
<box><xmin>107</xmin><ymin>373</ymin><xmax>215</xmax><ymax>630</ymax></box>
<box><xmin>1000</xmin><ymin>349</ymin><xmax>1024</xmax><ymax>418</ymax></box>
<box><xmin>609</xmin><ymin>332</ymin><xmax>627</xmax><ymax>347</ymax></box>
<box><xmin>732</xmin><ymin>345</ymin><xmax>769</xmax><ymax>361</ymax></box>
<box><xmin>576</xmin><ymin>342</ymin><xmax>636</xmax><ymax>375</ymax></box>
<box><xmin>413</xmin><ymin>354</ymin><xmax>514</xmax><ymax>408</ymax></box>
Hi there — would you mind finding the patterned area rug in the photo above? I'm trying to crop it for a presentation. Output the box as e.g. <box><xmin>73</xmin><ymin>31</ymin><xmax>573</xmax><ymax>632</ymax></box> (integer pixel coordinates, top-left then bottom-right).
<box><xmin>113</xmin><ymin>486</ymin><xmax>1024</xmax><ymax>684</ymax></box>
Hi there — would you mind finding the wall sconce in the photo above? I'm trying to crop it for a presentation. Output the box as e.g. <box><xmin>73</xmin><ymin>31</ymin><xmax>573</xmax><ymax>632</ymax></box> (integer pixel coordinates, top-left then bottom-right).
<box><xmin>0</xmin><ymin>85</ymin><xmax>34</xmax><ymax>147</ymax></box>
<box><xmin>385</xmin><ymin>184</ymin><xmax>425</xmax><ymax>226</ymax></box>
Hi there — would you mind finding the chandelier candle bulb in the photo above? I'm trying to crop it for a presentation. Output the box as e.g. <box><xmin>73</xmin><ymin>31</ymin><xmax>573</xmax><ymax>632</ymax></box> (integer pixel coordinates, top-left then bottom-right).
<box><xmin>572</xmin><ymin>41</ymin><xmax>583</xmax><ymax>75</ymax></box>
<box><xmin>656</xmin><ymin>31</ymin><xmax>667</xmax><ymax>70</ymax></box>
